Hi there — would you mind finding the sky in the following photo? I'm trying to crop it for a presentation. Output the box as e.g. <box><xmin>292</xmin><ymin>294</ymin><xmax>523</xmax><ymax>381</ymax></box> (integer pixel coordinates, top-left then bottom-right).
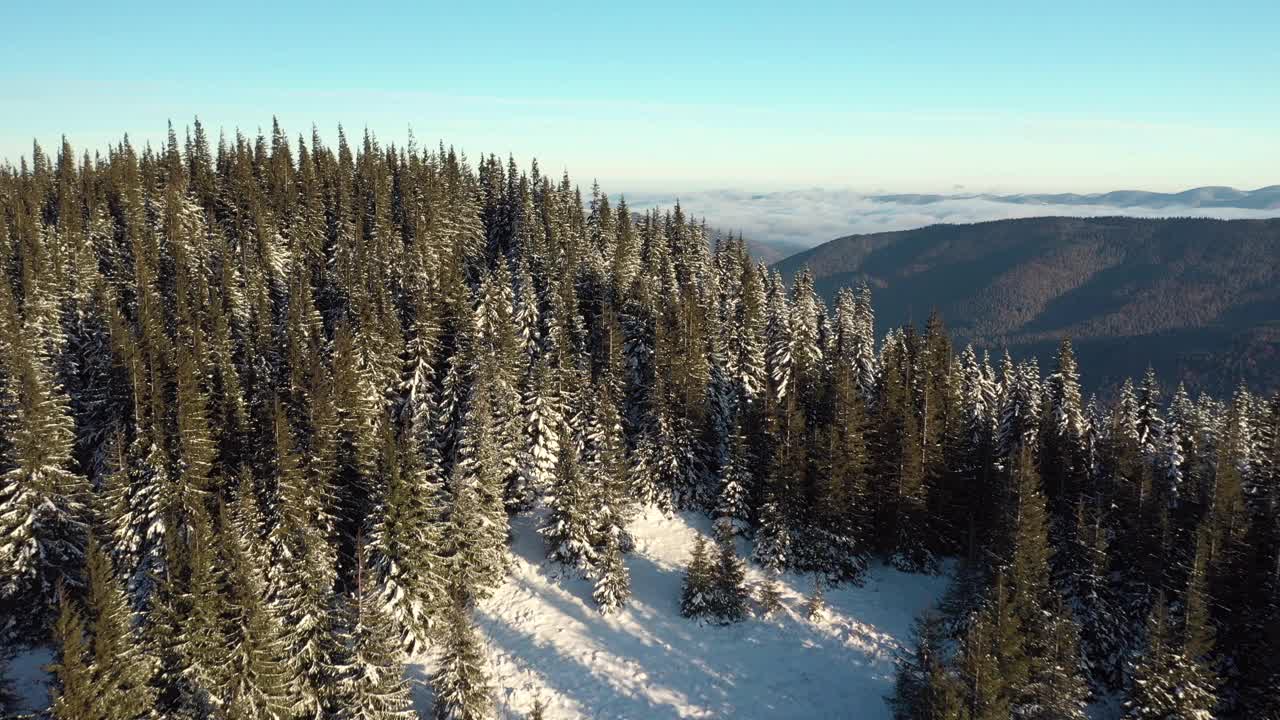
<box><xmin>4</xmin><ymin>1</ymin><xmax>1278</xmax><ymax>199</ymax></box>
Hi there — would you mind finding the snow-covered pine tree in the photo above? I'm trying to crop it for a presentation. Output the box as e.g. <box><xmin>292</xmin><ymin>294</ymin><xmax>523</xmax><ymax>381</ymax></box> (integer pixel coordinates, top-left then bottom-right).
<box><xmin>518</xmin><ymin>355</ymin><xmax>561</xmax><ymax>504</ymax></box>
<box><xmin>752</xmin><ymin>490</ymin><xmax>792</xmax><ymax>573</ymax></box>
<box><xmin>763</xmin><ymin>272</ymin><xmax>793</xmax><ymax>408</ymax></box>
<box><xmin>1042</xmin><ymin>337</ymin><xmax>1087</xmax><ymax>511</ymax></box>
<box><xmin>106</xmin><ymin>420</ymin><xmax>169</xmax><ymax>609</ymax></box>
<box><xmin>757</xmin><ymin>572</ymin><xmax>784</xmax><ymax>618</ymax></box>
<box><xmin>49</xmin><ymin>587</ymin><xmax>96</xmax><ymax>720</ymax></box>
<box><xmin>338</xmin><ymin>551</ymin><xmax>417</xmax><ymax>720</ymax></box>
<box><xmin>710</xmin><ymin>523</ymin><xmax>748</xmax><ymax>623</ymax></box>
<box><xmin>1135</xmin><ymin>367</ymin><xmax>1165</xmax><ymax>460</ymax></box>
<box><xmin>367</xmin><ymin>418</ymin><xmax>446</xmax><ymax>654</ymax></box>
<box><xmin>263</xmin><ymin>398</ymin><xmax>347</xmax><ymax>717</ymax></box>
<box><xmin>0</xmin><ymin>300</ymin><xmax>92</xmax><ymax>633</ymax></box>
<box><xmin>215</xmin><ymin>494</ymin><xmax>292</xmax><ymax>719</ymax></box>
<box><xmin>1065</xmin><ymin>499</ymin><xmax>1125</xmax><ymax>691</ymax></box>
<box><xmin>1123</xmin><ymin>596</ymin><xmax>1217</xmax><ymax>720</ymax></box>
<box><xmin>802</xmin><ymin>576</ymin><xmax>826</xmax><ymax>621</ymax></box>
<box><xmin>680</xmin><ymin>534</ymin><xmax>715</xmax><ymax>619</ymax></box>
<box><xmin>851</xmin><ymin>283</ymin><xmax>878</xmax><ymax>404</ymax></box>
<box><xmin>714</xmin><ymin>420</ymin><xmax>753</xmax><ymax>537</ymax></box>
<box><xmin>83</xmin><ymin>538</ymin><xmax>156</xmax><ymax>719</ymax></box>
<box><xmin>890</xmin><ymin>612</ymin><xmax>964</xmax><ymax>720</ymax></box>
<box><xmin>587</xmin><ymin>355</ymin><xmax>633</xmax><ymax>558</ymax></box>
<box><xmin>431</xmin><ymin>591</ymin><xmax>495</xmax><ymax>720</ymax></box>
<box><xmin>810</xmin><ymin>350</ymin><xmax>871</xmax><ymax>581</ymax></box>
<box><xmin>592</xmin><ymin>529</ymin><xmax>631</xmax><ymax>614</ymax></box>
<box><xmin>147</xmin><ymin>507</ymin><xmax>223</xmax><ymax>718</ymax></box>
<box><xmin>541</xmin><ymin>421</ymin><xmax>596</xmax><ymax>572</ymax></box>
<box><xmin>446</xmin><ymin>382</ymin><xmax>509</xmax><ymax>601</ymax></box>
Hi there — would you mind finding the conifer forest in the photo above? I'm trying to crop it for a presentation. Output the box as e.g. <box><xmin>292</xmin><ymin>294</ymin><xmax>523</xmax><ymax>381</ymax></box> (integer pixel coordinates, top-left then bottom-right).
<box><xmin>0</xmin><ymin>121</ymin><xmax>1277</xmax><ymax>720</ymax></box>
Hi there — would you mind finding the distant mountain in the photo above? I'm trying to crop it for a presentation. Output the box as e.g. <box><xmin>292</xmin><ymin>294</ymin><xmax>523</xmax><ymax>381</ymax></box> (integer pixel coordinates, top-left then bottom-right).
<box><xmin>874</xmin><ymin>185</ymin><xmax>1280</xmax><ymax>210</ymax></box>
<box><xmin>773</xmin><ymin>216</ymin><xmax>1280</xmax><ymax>395</ymax></box>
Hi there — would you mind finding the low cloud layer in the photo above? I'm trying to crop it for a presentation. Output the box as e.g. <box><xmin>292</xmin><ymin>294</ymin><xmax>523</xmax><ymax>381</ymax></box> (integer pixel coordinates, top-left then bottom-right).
<box><xmin>625</xmin><ymin>189</ymin><xmax>1280</xmax><ymax>249</ymax></box>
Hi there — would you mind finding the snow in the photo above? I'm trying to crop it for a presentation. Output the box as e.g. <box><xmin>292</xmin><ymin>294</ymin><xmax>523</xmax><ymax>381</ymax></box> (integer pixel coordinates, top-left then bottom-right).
<box><xmin>412</xmin><ymin>507</ymin><xmax>950</xmax><ymax>719</ymax></box>
<box><xmin>3</xmin><ymin>646</ymin><xmax>52</xmax><ymax>714</ymax></box>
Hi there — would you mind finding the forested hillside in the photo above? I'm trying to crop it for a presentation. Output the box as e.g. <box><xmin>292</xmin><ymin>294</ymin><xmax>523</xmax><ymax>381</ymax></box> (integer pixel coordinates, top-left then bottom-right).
<box><xmin>0</xmin><ymin>123</ymin><xmax>1277</xmax><ymax>719</ymax></box>
<box><xmin>773</xmin><ymin>216</ymin><xmax>1280</xmax><ymax>396</ymax></box>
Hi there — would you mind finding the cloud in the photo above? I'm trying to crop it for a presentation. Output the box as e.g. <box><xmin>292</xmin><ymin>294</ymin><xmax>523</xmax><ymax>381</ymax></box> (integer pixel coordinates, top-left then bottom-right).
<box><xmin>624</xmin><ymin>189</ymin><xmax>1280</xmax><ymax>248</ymax></box>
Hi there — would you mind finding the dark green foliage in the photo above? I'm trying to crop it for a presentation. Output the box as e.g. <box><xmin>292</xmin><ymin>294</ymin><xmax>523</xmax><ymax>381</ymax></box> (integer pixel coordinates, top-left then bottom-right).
<box><xmin>1124</xmin><ymin>598</ymin><xmax>1217</xmax><ymax>720</ymax></box>
<box><xmin>339</xmin><ymin>558</ymin><xmax>417</xmax><ymax>720</ymax></box>
<box><xmin>83</xmin><ymin>539</ymin><xmax>156</xmax><ymax>720</ymax></box>
<box><xmin>592</xmin><ymin>529</ymin><xmax>631</xmax><ymax>614</ymax></box>
<box><xmin>756</xmin><ymin>573</ymin><xmax>784</xmax><ymax>618</ymax></box>
<box><xmin>49</xmin><ymin>590</ymin><xmax>95</xmax><ymax>720</ymax></box>
<box><xmin>431</xmin><ymin>593</ymin><xmax>494</xmax><ymax>720</ymax></box>
<box><xmin>680</xmin><ymin>535</ymin><xmax>714</xmax><ymax>619</ymax></box>
<box><xmin>891</xmin><ymin>612</ymin><xmax>966</xmax><ymax>720</ymax></box>
<box><xmin>710</xmin><ymin>524</ymin><xmax>748</xmax><ymax>623</ymax></box>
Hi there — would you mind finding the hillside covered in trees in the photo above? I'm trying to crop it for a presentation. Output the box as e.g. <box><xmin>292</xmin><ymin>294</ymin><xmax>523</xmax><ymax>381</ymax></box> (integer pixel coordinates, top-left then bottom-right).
<box><xmin>0</xmin><ymin>122</ymin><xmax>1277</xmax><ymax>719</ymax></box>
<box><xmin>773</xmin><ymin>216</ymin><xmax>1280</xmax><ymax>396</ymax></box>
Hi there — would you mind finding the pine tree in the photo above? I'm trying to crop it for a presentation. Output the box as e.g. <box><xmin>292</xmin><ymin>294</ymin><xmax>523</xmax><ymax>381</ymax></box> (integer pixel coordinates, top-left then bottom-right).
<box><xmin>1124</xmin><ymin>597</ymin><xmax>1217</xmax><ymax>720</ymax></box>
<box><xmin>265</xmin><ymin>400</ymin><xmax>346</xmax><ymax>718</ymax></box>
<box><xmin>803</xmin><ymin>576</ymin><xmax>826</xmax><ymax>621</ymax></box>
<box><xmin>339</xmin><ymin>552</ymin><xmax>417</xmax><ymax>720</ymax></box>
<box><xmin>757</xmin><ymin>572</ymin><xmax>784</xmax><ymax>618</ymax></box>
<box><xmin>891</xmin><ymin>612</ymin><xmax>966</xmax><ymax>720</ymax></box>
<box><xmin>431</xmin><ymin>592</ymin><xmax>494</xmax><ymax>720</ymax></box>
<box><xmin>958</xmin><ymin>598</ymin><xmax>1010</xmax><ymax>720</ymax></box>
<box><xmin>714</xmin><ymin>420</ymin><xmax>752</xmax><ymax>536</ymax></box>
<box><xmin>83</xmin><ymin>538</ymin><xmax>156</xmax><ymax>720</ymax></box>
<box><xmin>445</xmin><ymin>380</ymin><xmax>509</xmax><ymax>601</ymax></box>
<box><xmin>49</xmin><ymin>588</ymin><xmax>96</xmax><ymax>720</ymax></box>
<box><xmin>215</xmin><ymin>494</ymin><xmax>292</xmax><ymax>719</ymax></box>
<box><xmin>541</xmin><ymin>424</ymin><xmax>595</xmax><ymax>572</ymax></box>
<box><xmin>710</xmin><ymin>523</ymin><xmax>748</xmax><ymax>623</ymax></box>
<box><xmin>0</xmin><ymin>306</ymin><xmax>92</xmax><ymax>632</ymax></box>
<box><xmin>680</xmin><ymin>534</ymin><xmax>714</xmax><ymax>618</ymax></box>
<box><xmin>592</xmin><ymin>529</ymin><xmax>631</xmax><ymax>614</ymax></box>
<box><xmin>367</xmin><ymin>420</ymin><xmax>445</xmax><ymax>654</ymax></box>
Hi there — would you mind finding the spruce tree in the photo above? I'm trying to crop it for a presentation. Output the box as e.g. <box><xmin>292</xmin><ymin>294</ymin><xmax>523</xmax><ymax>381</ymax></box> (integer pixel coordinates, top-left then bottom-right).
<box><xmin>431</xmin><ymin>592</ymin><xmax>494</xmax><ymax>720</ymax></box>
<box><xmin>368</xmin><ymin>420</ymin><xmax>445</xmax><ymax>654</ymax></box>
<box><xmin>680</xmin><ymin>534</ymin><xmax>714</xmax><ymax>619</ymax></box>
<box><xmin>83</xmin><ymin>538</ymin><xmax>156</xmax><ymax>720</ymax></box>
<box><xmin>49</xmin><ymin>588</ymin><xmax>96</xmax><ymax>720</ymax></box>
<box><xmin>757</xmin><ymin>572</ymin><xmax>784</xmax><ymax>618</ymax></box>
<box><xmin>1124</xmin><ymin>597</ymin><xmax>1217</xmax><ymax>720</ymax></box>
<box><xmin>714</xmin><ymin>418</ymin><xmax>753</xmax><ymax>539</ymax></box>
<box><xmin>592</xmin><ymin>529</ymin><xmax>631</xmax><ymax>614</ymax></box>
<box><xmin>803</xmin><ymin>576</ymin><xmax>826</xmax><ymax>621</ymax></box>
<box><xmin>710</xmin><ymin>523</ymin><xmax>748</xmax><ymax>623</ymax></box>
<box><xmin>339</xmin><ymin>552</ymin><xmax>417</xmax><ymax>720</ymax></box>
<box><xmin>215</xmin><ymin>495</ymin><xmax>292</xmax><ymax>719</ymax></box>
<box><xmin>0</xmin><ymin>309</ymin><xmax>92</xmax><ymax>632</ymax></box>
<box><xmin>541</xmin><ymin>424</ymin><xmax>595</xmax><ymax>572</ymax></box>
<box><xmin>891</xmin><ymin>612</ymin><xmax>966</xmax><ymax>720</ymax></box>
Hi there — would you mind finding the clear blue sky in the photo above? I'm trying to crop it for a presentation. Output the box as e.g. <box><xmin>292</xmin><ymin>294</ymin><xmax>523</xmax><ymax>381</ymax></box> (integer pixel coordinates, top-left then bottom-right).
<box><xmin>4</xmin><ymin>0</ymin><xmax>1277</xmax><ymax>193</ymax></box>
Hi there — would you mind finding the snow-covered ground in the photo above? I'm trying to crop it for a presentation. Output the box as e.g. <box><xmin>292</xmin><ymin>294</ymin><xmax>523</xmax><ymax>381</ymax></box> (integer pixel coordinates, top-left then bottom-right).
<box><xmin>4</xmin><ymin>646</ymin><xmax>52</xmax><ymax>715</ymax></box>
<box><xmin>2</xmin><ymin>509</ymin><xmax>950</xmax><ymax>719</ymax></box>
<box><xmin>412</xmin><ymin>508</ymin><xmax>950</xmax><ymax>719</ymax></box>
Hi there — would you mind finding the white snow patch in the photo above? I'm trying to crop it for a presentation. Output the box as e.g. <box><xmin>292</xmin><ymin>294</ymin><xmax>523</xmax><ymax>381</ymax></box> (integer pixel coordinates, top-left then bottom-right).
<box><xmin>3</xmin><ymin>646</ymin><xmax>53</xmax><ymax>715</ymax></box>
<box><xmin>412</xmin><ymin>508</ymin><xmax>949</xmax><ymax>719</ymax></box>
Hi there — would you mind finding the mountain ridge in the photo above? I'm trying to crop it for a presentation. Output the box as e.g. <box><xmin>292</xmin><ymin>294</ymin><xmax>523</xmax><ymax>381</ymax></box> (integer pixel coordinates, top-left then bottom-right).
<box><xmin>773</xmin><ymin>215</ymin><xmax>1280</xmax><ymax>394</ymax></box>
<box><xmin>873</xmin><ymin>185</ymin><xmax>1280</xmax><ymax>210</ymax></box>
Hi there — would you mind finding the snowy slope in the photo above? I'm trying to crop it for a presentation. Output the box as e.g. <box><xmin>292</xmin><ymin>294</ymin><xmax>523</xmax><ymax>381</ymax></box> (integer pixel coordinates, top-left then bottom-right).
<box><xmin>3</xmin><ymin>646</ymin><xmax>52</xmax><ymax>715</ymax></box>
<box><xmin>412</xmin><ymin>508</ymin><xmax>950</xmax><ymax>719</ymax></box>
